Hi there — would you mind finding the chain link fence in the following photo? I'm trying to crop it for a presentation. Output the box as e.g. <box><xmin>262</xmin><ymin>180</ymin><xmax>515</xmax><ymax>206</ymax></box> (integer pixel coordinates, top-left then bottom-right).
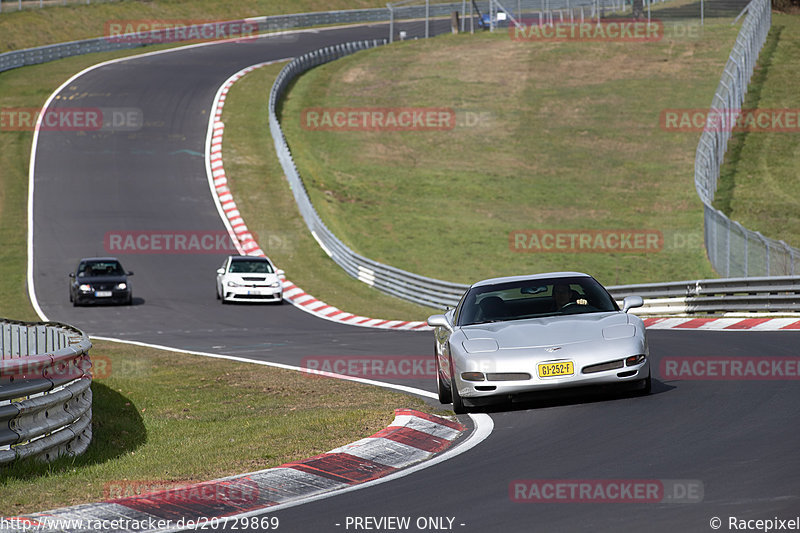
<box><xmin>387</xmin><ymin>0</ymin><xmax>637</xmax><ymax>42</ymax></box>
<box><xmin>694</xmin><ymin>0</ymin><xmax>798</xmax><ymax>276</ymax></box>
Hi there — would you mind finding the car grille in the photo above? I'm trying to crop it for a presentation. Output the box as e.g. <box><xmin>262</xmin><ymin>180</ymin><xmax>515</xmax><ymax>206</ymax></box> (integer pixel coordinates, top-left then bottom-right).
<box><xmin>242</xmin><ymin>276</ymin><xmax>266</xmax><ymax>281</ymax></box>
<box><xmin>93</xmin><ymin>283</ymin><xmax>113</xmax><ymax>290</ymax></box>
<box><xmin>582</xmin><ymin>359</ymin><xmax>624</xmax><ymax>374</ymax></box>
<box><xmin>486</xmin><ymin>372</ymin><xmax>532</xmax><ymax>381</ymax></box>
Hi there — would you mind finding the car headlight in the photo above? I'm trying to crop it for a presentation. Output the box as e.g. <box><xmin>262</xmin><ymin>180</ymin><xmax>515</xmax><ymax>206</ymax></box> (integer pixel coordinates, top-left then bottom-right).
<box><xmin>79</xmin><ymin>284</ymin><xmax>92</xmax><ymax>292</ymax></box>
<box><xmin>116</xmin><ymin>282</ymin><xmax>127</xmax><ymax>290</ymax></box>
<box><xmin>270</xmin><ymin>281</ymin><xmax>281</xmax><ymax>288</ymax></box>
<box><xmin>462</xmin><ymin>339</ymin><xmax>499</xmax><ymax>353</ymax></box>
<box><xmin>227</xmin><ymin>280</ymin><xmax>241</xmax><ymax>287</ymax></box>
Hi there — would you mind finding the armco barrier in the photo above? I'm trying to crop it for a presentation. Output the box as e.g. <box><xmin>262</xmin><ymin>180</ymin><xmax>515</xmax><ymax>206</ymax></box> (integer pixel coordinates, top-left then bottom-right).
<box><xmin>0</xmin><ymin>319</ymin><xmax>92</xmax><ymax>465</ymax></box>
<box><xmin>607</xmin><ymin>276</ymin><xmax>800</xmax><ymax>315</ymax></box>
<box><xmin>0</xmin><ymin>4</ymin><xmax>466</xmax><ymax>74</ymax></box>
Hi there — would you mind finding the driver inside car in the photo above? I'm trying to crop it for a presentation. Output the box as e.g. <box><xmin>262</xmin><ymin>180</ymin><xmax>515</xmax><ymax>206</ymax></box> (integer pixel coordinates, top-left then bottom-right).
<box><xmin>552</xmin><ymin>283</ymin><xmax>572</xmax><ymax>309</ymax></box>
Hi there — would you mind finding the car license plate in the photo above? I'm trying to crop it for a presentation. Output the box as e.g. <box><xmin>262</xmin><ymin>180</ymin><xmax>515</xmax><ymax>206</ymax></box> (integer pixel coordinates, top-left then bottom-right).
<box><xmin>247</xmin><ymin>290</ymin><xmax>262</xmax><ymax>295</ymax></box>
<box><xmin>95</xmin><ymin>291</ymin><xmax>112</xmax><ymax>298</ymax></box>
<box><xmin>538</xmin><ymin>361</ymin><xmax>574</xmax><ymax>378</ymax></box>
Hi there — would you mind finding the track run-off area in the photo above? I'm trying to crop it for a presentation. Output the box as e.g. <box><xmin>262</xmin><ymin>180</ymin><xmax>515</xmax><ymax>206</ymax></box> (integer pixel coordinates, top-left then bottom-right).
<box><xmin>28</xmin><ymin>20</ymin><xmax>800</xmax><ymax>533</ymax></box>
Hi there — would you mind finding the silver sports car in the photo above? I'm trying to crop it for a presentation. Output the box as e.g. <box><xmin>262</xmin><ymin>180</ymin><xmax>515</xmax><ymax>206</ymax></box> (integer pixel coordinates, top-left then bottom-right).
<box><xmin>427</xmin><ymin>272</ymin><xmax>649</xmax><ymax>413</ymax></box>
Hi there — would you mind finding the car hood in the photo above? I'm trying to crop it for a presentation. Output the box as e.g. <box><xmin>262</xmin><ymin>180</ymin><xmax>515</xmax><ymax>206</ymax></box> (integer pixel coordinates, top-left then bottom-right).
<box><xmin>461</xmin><ymin>312</ymin><xmax>633</xmax><ymax>349</ymax></box>
<box><xmin>223</xmin><ymin>272</ymin><xmax>281</xmax><ymax>282</ymax></box>
<box><xmin>76</xmin><ymin>275</ymin><xmax>127</xmax><ymax>284</ymax></box>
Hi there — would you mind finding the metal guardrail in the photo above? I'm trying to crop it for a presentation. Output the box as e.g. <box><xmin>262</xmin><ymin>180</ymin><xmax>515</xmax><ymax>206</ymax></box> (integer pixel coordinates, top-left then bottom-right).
<box><xmin>268</xmin><ymin>39</ymin><xmax>469</xmax><ymax>309</ymax></box>
<box><xmin>0</xmin><ymin>319</ymin><xmax>92</xmax><ymax>464</ymax></box>
<box><xmin>694</xmin><ymin>0</ymin><xmax>799</xmax><ymax>277</ymax></box>
<box><xmin>0</xmin><ymin>10</ymin><xmax>392</xmax><ymax>73</ymax></box>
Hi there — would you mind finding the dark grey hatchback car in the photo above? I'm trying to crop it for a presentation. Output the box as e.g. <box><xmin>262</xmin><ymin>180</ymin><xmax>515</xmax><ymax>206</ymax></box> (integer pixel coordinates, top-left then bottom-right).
<box><xmin>69</xmin><ymin>257</ymin><xmax>133</xmax><ymax>306</ymax></box>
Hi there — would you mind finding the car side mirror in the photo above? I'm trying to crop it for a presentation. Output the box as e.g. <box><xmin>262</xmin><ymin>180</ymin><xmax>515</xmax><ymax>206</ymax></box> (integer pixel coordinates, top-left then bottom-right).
<box><xmin>427</xmin><ymin>314</ymin><xmax>453</xmax><ymax>332</ymax></box>
<box><xmin>216</xmin><ymin>268</ymin><xmax>225</xmax><ymax>275</ymax></box>
<box><xmin>69</xmin><ymin>272</ymin><xmax>75</xmax><ymax>278</ymax></box>
<box><xmin>622</xmin><ymin>295</ymin><xmax>643</xmax><ymax>313</ymax></box>
<box><xmin>276</xmin><ymin>269</ymin><xmax>285</xmax><ymax>276</ymax></box>
<box><xmin>126</xmin><ymin>271</ymin><xmax>134</xmax><ymax>276</ymax></box>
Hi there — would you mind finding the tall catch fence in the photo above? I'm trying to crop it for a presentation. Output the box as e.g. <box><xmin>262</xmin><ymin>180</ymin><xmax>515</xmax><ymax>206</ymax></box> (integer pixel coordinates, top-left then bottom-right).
<box><xmin>694</xmin><ymin>0</ymin><xmax>798</xmax><ymax>276</ymax></box>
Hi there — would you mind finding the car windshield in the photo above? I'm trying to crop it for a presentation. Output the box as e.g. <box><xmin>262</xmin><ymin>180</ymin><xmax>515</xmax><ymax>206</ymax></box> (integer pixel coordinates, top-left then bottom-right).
<box><xmin>229</xmin><ymin>260</ymin><xmax>274</xmax><ymax>274</ymax></box>
<box><xmin>77</xmin><ymin>260</ymin><xmax>124</xmax><ymax>277</ymax></box>
<box><xmin>457</xmin><ymin>276</ymin><xmax>618</xmax><ymax>326</ymax></box>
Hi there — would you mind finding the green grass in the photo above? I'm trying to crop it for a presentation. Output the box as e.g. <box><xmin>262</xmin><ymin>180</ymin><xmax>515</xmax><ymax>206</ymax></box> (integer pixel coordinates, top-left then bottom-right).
<box><xmin>221</xmin><ymin>63</ymin><xmax>438</xmax><ymax>320</ymax></box>
<box><xmin>0</xmin><ymin>340</ymin><xmax>436</xmax><ymax>515</ymax></box>
<box><xmin>0</xmin><ymin>0</ymin><xmax>387</xmax><ymax>52</ymax></box>
<box><xmin>714</xmin><ymin>13</ymin><xmax>800</xmax><ymax>248</ymax></box>
<box><xmin>278</xmin><ymin>16</ymin><xmax>743</xmax><ymax>286</ymax></box>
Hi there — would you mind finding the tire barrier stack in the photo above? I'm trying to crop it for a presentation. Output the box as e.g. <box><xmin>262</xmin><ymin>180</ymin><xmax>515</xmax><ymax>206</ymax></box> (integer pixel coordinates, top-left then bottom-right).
<box><xmin>0</xmin><ymin>319</ymin><xmax>92</xmax><ymax>465</ymax></box>
<box><xmin>607</xmin><ymin>275</ymin><xmax>800</xmax><ymax>314</ymax></box>
<box><xmin>694</xmin><ymin>0</ymin><xmax>798</xmax><ymax>277</ymax></box>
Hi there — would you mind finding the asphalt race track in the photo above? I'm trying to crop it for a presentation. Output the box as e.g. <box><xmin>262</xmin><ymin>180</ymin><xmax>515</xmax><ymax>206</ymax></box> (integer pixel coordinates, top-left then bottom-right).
<box><xmin>30</xmin><ymin>19</ymin><xmax>800</xmax><ymax>533</ymax></box>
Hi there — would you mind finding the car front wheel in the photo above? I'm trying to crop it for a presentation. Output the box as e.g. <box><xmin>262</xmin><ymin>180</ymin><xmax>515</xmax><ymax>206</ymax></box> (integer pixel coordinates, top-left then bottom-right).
<box><xmin>449</xmin><ymin>357</ymin><xmax>467</xmax><ymax>415</ymax></box>
<box><xmin>637</xmin><ymin>370</ymin><xmax>652</xmax><ymax>395</ymax></box>
<box><xmin>435</xmin><ymin>346</ymin><xmax>452</xmax><ymax>404</ymax></box>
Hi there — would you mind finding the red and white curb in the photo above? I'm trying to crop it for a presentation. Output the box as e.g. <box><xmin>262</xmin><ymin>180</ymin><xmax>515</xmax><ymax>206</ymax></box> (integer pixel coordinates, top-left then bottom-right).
<box><xmin>3</xmin><ymin>410</ymin><xmax>466</xmax><ymax>532</ymax></box>
<box><xmin>641</xmin><ymin>316</ymin><xmax>800</xmax><ymax>331</ymax></box>
<box><xmin>205</xmin><ymin>63</ymin><xmax>428</xmax><ymax>331</ymax></box>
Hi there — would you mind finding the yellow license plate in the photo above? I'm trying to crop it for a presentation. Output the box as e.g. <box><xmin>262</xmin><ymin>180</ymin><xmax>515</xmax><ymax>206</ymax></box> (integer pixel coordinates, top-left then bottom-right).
<box><xmin>538</xmin><ymin>361</ymin><xmax>574</xmax><ymax>378</ymax></box>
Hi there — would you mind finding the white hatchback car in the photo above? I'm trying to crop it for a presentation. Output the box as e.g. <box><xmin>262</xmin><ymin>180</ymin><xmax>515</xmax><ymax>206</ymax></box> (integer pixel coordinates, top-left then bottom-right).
<box><xmin>216</xmin><ymin>255</ymin><xmax>284</xmax><ymax>304</ymax></box>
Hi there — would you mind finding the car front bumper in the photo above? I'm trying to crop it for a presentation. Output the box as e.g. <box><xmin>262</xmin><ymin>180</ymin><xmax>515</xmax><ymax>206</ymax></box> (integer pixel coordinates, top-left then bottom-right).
<box><xmin>452</xmin><ymin>340</ymin><xmax>649</xmax><ymax>400</ymax></box>
<box><xmin>74</xmin><ymin>289</ymin><xmax>131</xmax><ymax>305</ymax></box>
<box><xmin>223</xmin><ymin>286</ymin><xmax>283</xmax><ymax>302</ymax></box>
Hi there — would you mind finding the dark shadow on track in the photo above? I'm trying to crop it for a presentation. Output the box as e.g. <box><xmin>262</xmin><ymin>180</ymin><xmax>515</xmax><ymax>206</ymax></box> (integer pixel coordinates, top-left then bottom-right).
<box><xmin>459</xmin><ymin>378</ymin><xmax>674</xmax><ymax>415</ymax></box>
